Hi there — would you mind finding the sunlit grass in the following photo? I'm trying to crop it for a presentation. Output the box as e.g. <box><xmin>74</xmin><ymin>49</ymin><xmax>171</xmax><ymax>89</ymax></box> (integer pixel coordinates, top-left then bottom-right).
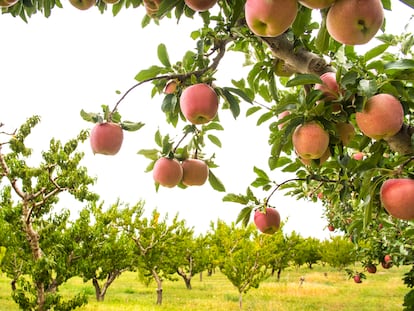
<box><xmin>0</xmin><ymin>265</ymin><xmax>410</xmax><ymax>311</ymax></box>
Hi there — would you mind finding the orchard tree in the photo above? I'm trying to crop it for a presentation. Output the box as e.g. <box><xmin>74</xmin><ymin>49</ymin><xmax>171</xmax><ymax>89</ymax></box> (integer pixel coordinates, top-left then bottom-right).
<box><xmin>0</xmin><ymin>117</ymin><xmax>98</xmax><ymax>311</ymax></box>
<box><xmin>319</xmin><ymin>236</ymin><xmax>356</xmax><ymax>269</ymax></box>
<box><xmin>2</xmin><ymin>0</ymin><xmax>414</xmax><ymax>308</ymax></box>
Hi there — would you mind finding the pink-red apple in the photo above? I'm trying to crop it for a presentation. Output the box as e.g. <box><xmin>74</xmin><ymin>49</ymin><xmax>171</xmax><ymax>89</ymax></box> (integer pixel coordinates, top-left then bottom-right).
<box><xmin>299</xmin><ymin>0</ymin><xmax>335</xmax><ymax>9</ymax></box>
<box><xmin>181</xmin><ymin>158</ymin><xmax>209</xmax><ymax>186</ymax></box>
<box><xmin>164</xmin><ymin>79</ymin><xmax>178</xmax><ymax>94</ymax></box>
<box><xmin>336</xmin><ymin>122</ymin><xmax>355</xmax><ymax>146</ymax></box>
<box><xmin>293</xmin><ymin>122</ymin><xmax>330</xmax><ymax>160</ymax></box>
<box><xmin>356</xmin><ymin>94</ymin><xmax>403</xmax><ymax>140</ymax></box>
<box><xmin>179</xmin><ymin>83</ymin><xmax>219</xmax><ymax>125</ymax></box>
<box><xmin>184</xmin><ymin>0</ymin><xmax>217</xmax><ymax>11</ymax></box>
<box><xmin>153</xmin><ymin>157</ymin><xmax>183</xmax><ymax>188</ymax></box>
<box><xmin>380</xmin><ymin>178</ymin><xmax>414</xmax><ymax>220</ymax></box>
<box><xmin>0</xmin><ymin>0</ymin><xmax>18</xmax><ymax>7</ymax></box>
<box><xmin>327</xmin><ymin>224</ymin><xmax>335</xmax><ymax>232</ymax></box>
<box><xmin>315</xmin><ymin>72</ymin><xmax>340</xmax><ymax>101</ymax></box>
<box><xmin>366</xmin><ymin>263</ymin><xmax>377</xmax><ymax>274</ymax></box>
<box><xmin>245</xmin><ymin>0</ymin><xmax>298</xmax><ymax>37</ymax></box>
<box><xmin>353</xmin><ymin>275</ymin><xmax>362</xmax><ymax>284</ymax></box>
<box><xmin>277</xmin><ymin>111</ymin><xmax>291</xmax><ymax>130</ymax></box>
<box><xmin>326</xmin><ymin>0</ymin><xmax>384</xmax><ymax>45</ymax></box>
<box><xmin>254</xmin><ymin>207</ymin><xmax>281</xmax><ymax>234</ymax></box>
<box><xmin>69</xmin><ymin>0</ymin><xmax>95</xmax><ymax>10</ymax></box>
<box><xmin>90</xmin><ymin>122</ymin><xmax>123</xmax><ymax>155</ymax></box>
<box><xmin>381</xmin><ymin>255</ymin><xmax>393</xmax><ymax>269</ymax></box>
<box><xmin>353</xmin><ymin>152</ymin><xmax>364</xmax><ymax>161</ymax></box>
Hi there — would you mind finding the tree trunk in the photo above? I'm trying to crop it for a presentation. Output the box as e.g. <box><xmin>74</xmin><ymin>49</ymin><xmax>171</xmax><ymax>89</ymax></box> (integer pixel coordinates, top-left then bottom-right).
<box><xmin>177</xmin><ymin>269</ymin><xmax>192</xmax><ymax>289</ymax></box>
<box><xmin>199</xmin><ymin>271</ymin><xmax>202</xmax><ymax>282</ymax></box>
<box><xmin>239</xmin><ymin>293</ymin><xmax>243</xmax><ymax>310</ymax></box>
<box><xmin>92</xmin><ymin>271</ymin><xmax>121</xmax><ymax>302</ymax></box>
<box><xmin>92</xmin><ymin>278</ymin><xmax>103</xmax><ymax>302</ymax></box>
<box><xmin>277</xmin><ymin>268</ymin><xmax>282</xmax><ymax>281</ymax></box>
<box><xmin>152</xmin><ymin>269</ymin><xmax>163</xmax><ymax>305</ymax></box>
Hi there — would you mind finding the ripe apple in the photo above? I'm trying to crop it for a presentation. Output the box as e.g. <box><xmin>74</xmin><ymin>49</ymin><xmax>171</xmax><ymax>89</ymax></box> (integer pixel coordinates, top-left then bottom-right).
<box><xmin>366</xmin><ymin>263</ymin><xmax>377</xmax><ymax>274</ymax></box>
<box><xmin>179</xmin><ymin>83</ymin><xmax>219</xmax><ymax>125</ymax></box>
<box><xmin>336</xmin><ymin>122</ymin><xmax>355</xmax><ymax>146</ymax></box>
<box><xmin>181</xmin><ymin>158</ymin><xmax>209</xmax><ymax>186</ymax></box>
<box><xmin>277</xmin><ymin>111</ymin><xmax>291</xmax><ymax>130</ymax></box>
<box><xmin>381</xmin><ymin>255</ymin><xmax>393</xmax><ymax>269</ymax></box>
<box><xmin>315</xmin><ymin>72</ymin><xmax>340</xmax><ymax>101</ymax></box>
<box><xmin>184</xmin><ymin>0</ymin><xmax>217</xmax><ymax>12</ymax></box>
<box><xmin>352</xmin><ymin>152</ymin><xmax>364</xmax><ymax>161</ymax></box>
<box><xmin>380</xmin><ymin>178</ymin><xmax>414</xmax><ymax>220</ymax></box>
<box><xmin>353</xmin><ymin>275</ymin><xmax>362</xmax><ymax>284</ymax></box>
<box><xmin>164</xmin><ymin>79</ymin><xmax>178</xmax><ymax>94</ymax></box>
<box><xmin>355</xmin><ymin>94</ymin><xmax>403</xmax><ymax>140</ymax></box>
<box><xmin>326</xmin><ymin>0</ymin><xmax>384</xmax><ymax>45</ymax></box>
<box><xmin>299</xmin><ymin>0</ymin><xmax>335</xmax><ymax>9</ymax></box>
<box><xmin>245</xmin><ymin>0</ymin><xmax>298</xmax><ymax>37</ymax></box>
<box><xmin>293</xmin><ymin>122</ymin><xmax>330</xmax><ymax>160</ymax></box>
<box><xmin>254</xmin><ymin>207</ymin><xmax>281</xmax><ymax>234</ymax></box>
<box><xmin>143</xmin><ymin>0</ymin><xmax>161</xmax><ymax>16</ymax></box>
<box><xmin>0</xmin><ymin>0</ymin><xmax>18</xmax><ymax>7</ymax></box>
<box><xmin>153</xmin><ymin>157</ymin><xmax>183</xmax><ymax>188</ymax></box>
<box><xmin>90</xmin><ymin>122</ymin><xmax>123</xmax><ymax>155</ymax></box>
<box><xmin>69</xmin><ymin>0</ymin><xmax>95</xmax><ymax>10</ymax></box>
<box><xmin>327</xmin><ymin>224</ymin><xmax>335</xmax><ymax>232</ymax></box>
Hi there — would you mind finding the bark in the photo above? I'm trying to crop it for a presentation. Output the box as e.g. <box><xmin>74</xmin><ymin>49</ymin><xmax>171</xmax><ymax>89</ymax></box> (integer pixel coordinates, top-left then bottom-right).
<box><xmin>177</xmin><ymin>269</ymin><xmax>192</xmax><ymax>289</ymax></box>
<box><xmin>92</xmin><ymin>270</ymin><xmax>122</xmax><ymax>302</ymax></box>
<box><xmin>152</xmin><ymin>269</ymin><xmax>163</xmax><ymax>305</ymax></box>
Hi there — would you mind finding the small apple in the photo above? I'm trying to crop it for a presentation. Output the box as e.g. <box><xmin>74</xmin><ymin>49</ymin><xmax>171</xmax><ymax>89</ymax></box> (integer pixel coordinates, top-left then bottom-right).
<box><xmin>164</xmin><ymin>79</ymin><xmax>178</xmax><ymax>94</ymax></box>
<box><xmin>353</xmin><ymin>275</ymin><xmax>362</xmax><ymax>284</ymax></box>
<box><xmin>355</xmin><ymin>94</ymin><xmax>404</xmax><ymax>140</ymax></box>
<box><xmin>0</xmin><ymin>0</ymin><xmax>18</xmax><ymax>7</ymax></box>
<box><xmin>179</xmin><ymin>83</ymin><xmax>219</xmax><ymax>125</ymax></box>
<box><xmin>254</xmin><ymin>207</ymin><xmax>281</xmax><ymax>234</ymax></box>
<box><xmin>184</xmin><ymin>0</ymin><xmax>217</xmax><ymax>12</ymax></box>
<box><xmin>90</xmin><ymin>122</ymin><xmax>123</xmax><ymax>155</ymax></box>
<box><xmin>277</xmin><ymin>111</ymin><xmax>291</xmax><ymax>130</ymax></box>
<box><xmin>380</xmin><ymin>178</ymin><xmax>414</xmax><ymax>220</ymax></box>
<box><xmin>153</xmin><ymin>157</ymin><xmax>183</xmax><ymax>188</ymax></box>
<box><xmin>326</xmin><ymin>0</ymin><xmax>384</xmax><ymax>45</ymax></box>
<box><xmin>293</xmin><ymin>122</ymin><xmax>330</xmax><ymax>160</ymax></box>
<box><xmin>327</xmin><ymin>224</ymin><xmax>335</xmax><ymax>232</ymax></box>
<box><xmin>381</xmin><ymin>255</ymin><xmax>393</xmax><ymax>269</ymax></box>
<box><xmin>315</xmin><ymin>72</ymin><xmax>340</xmax><ymax>101</ymax></box>
<box><xmin>181</xmin><ymin>158</ymin><xmax>209</xmax><ymax>186</ymax></box>
<box><xmin>245</xmin><ymin>0</ymin><xmax>298</xmax><ymax>37</ymax></box>
<box><xmin>366</xmin><ymin>263</ymin><xmax>377</xmax><ymax>274</ymax></box>
<box><xmin>69</xmin><ymin>0</ymin><xmax>95</xmax><ymax>10</ymax></box>
<box><xmin>299</xmin><ymin>0</ymin><xmax>335</xmax><ymax>9</ymax></box>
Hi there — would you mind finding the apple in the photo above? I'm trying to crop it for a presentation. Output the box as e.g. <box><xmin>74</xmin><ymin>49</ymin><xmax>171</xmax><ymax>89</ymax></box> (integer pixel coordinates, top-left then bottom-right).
<box><xmin>336</xmin><ymin>122</ymin><xmax>355</xmax><ymax>146</ymax></box>
<box><xmin>326</xmin><ymin>0</ymin><xmax>384</xmax><ymax>45</ymax></box>
<box><xmin>164</xmin><ymin>79</ymin><xmax>178</xmax><ymax>94</ymax></box>
<box><xmin>184</xmin><ymin>0</ymin><xmax>217</xmax><ymax>12</ymax></box>
<box><xmin>317</xmin><ymin>192</ymin><xmax>323</xmax><ymax>200</ymax></box>
<box><xmin>69</xmin><ymin>0</ymin><xmax>95</xmax><ymax>10</ymax></box>
<box><xmin>254</xmin><ymin>207</ymin><xmax>281</xmax><ymax>234</ymax></box>
<box><xmin>179</xmin><ymin>83</ymin><xmax>219</xmax><ymax>125</ymax></box>
<box><xmin>277</xmin><ymin>111</ymin><xmax>291</xmax><ymax>130</ymax></box>
<box><xmin>355</xmin><ymin>94</ymin><xmax>404</xmax><ymax>140</ymax></box>
<box><xmin>380</xmin><ymin>178</ymin><xmax>414</xmax><ymax>220</ymax></box>
<box><xmin>90</xmin><ymin>122</ymin><xmax>123</xmax><ymax>155</ymax></box>
<box><xmin>293</xmin><ymin>122</ymin><xmax>330</xmax><ymax>160</ymax></box>
<box><xmin>352</xmin><ymin>152</ymin><xmax>364</xmax><ymax>161</ymax></box>
<box><xmin>353</xmin><ymin>275</ymin><xmax>362</xmax><ymax>284</ymax></box>
<box><xmin>153</xmin><ymin>157</ymin><xmax>183</xmax><ymax>188</ymax></box>
<box><xmin>315</xmin><ymin>72</ymin><xmax>340</xmax><ymax>101</ymax></box>
<box><xmin>366</xmin><ymin>263</ymin><xmax>377</xmax><ymax>274</ymax></box>
<box><xmin>0</xmin><ymin>0</ymin><xmax>18</xmax><ymax>7</ymax></box>
<box><xmin>181</xmin><ymin>158</ymin><xmax>209</xmax><ymax>186</ymax></box>
<box><xmin>245</xmin><ymin>0</ymin><xmax>298</xmax><ymax>37</ymax></box>
<box><xmin>299</xmin><ymin>0</ymin><xmax>335</xmax><ymax>9</ymax></box>
<box><xmin>143</xmin><ymin>0</ymin><xmax>161</xmax><ymax>17</ymax></box>
<box><xmin>381</xmin><ymin>255</ymin><xmax>393</xmax><ymax>269</ymax></box>
<box><xmin>327</xmin><ymin>224</ymin><xmax>335</xmax><ymax>232</ymax></box>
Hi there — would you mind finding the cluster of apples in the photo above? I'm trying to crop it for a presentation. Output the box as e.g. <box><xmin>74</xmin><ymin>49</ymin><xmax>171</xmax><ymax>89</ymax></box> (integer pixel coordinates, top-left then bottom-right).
<box><xmin>245</xmin><ymin>0</ymin><xmax>384</xmax><ymax>46</ymax></box>
<box><xmin>153</xmin><ymin>157</ymin><xmax>209</xmax><ymax>187</ymax></box>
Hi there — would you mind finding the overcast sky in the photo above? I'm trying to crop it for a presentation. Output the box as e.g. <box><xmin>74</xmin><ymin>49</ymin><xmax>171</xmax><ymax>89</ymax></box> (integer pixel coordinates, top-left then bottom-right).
<box><xmin>0</xmin><ymin>2</ymin><xmax>412</xmax><ymax>239</ymax></box>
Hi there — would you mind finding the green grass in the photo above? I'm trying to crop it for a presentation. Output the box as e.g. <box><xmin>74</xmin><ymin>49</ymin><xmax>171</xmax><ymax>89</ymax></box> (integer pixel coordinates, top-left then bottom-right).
<box><xmin>0</xmin><ymin>265</ymin><xmax>410</xmax><ymax>311</ymax></box>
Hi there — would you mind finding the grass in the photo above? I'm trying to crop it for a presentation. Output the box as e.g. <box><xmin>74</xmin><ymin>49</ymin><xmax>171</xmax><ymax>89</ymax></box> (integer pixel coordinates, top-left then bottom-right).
<box><xmin>0</xmin><ymin>265</ymin><xmax>410</xmax><ymax>311</ymax></box>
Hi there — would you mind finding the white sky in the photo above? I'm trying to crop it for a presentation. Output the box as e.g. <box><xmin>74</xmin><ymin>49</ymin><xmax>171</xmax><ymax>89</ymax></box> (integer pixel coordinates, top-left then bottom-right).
<box><xmin>0</xmin><ymin>2</ymin><xmax>412</xmax><ymax>240</ymax></box>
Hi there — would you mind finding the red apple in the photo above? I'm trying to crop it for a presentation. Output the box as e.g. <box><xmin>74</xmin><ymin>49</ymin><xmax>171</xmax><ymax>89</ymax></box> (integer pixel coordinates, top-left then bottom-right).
<box><xmin>254</xmin><ymin>208</ymin><xmax>281</xmax><ymax>234</ymax></box>
<box><xmin>381</xmin><ymin>255</ymin><xmax>393</xmax><ymax>269</ymax></box>
<box><xmin>179</xmin><ymin>83</ymin><xmax>219</xmax><ymax>125</ymax></box>
<box><xmin>299</xmin><ymin>0</ymin><xmax>335</xmax><ymax>9</ymax></box>
<box><xmin>245</xmin><ymin>0</ymin><xmax>298</xmax><ymax>37</ymax></box>
<box><xmin>353</xmin><ymin>152</ymin><xmax>364</xmax><ymax>161</ymax></box>
<box><xmin>153</xmin><ymin>157</ymin><xmax>183</xmax><ymax>188</ymax></box>
<box><xmin>69</xmin><ymin>0</ymin><xmax>95</xmax><ymax>10</ymax></box>
<box><xmin>353</xmin><ymin>275</ymin><xmax>362</xmax><ymax>283</ymax></box>
<box><xmin>326</xmin><ymin>0</ymin><xmax>384</xmax><ymax>45</ymax></box>
<box><xmin>293</xmin><ymin>122</ymin><xmax>330</xmax><ymax>160</ymax></box>
<box><xmin>181</xmin><ymin>159</ymin><xmax>209</xmax><ymax>186</ymax></box>
<box><xmin>0</xmin><ymin>0</ymin><xmax>18</xmax><ymax>7</ymax></box>
<box><xmin>315</xmin><ymin>72</ymin><xmax>340</xmax><ymax>101</ymax></box>
<box><xmin>184</xmin><ymin>0</ymin><xmax>217</xmax><ymax>11</ymax></box>
<box><xmin>277</xmin><ymin>111</ymin><xmax>291</xmax><ymax>130</ymax></box>
<box><xmin>355</xmin><ymin>94</ymin><xmax>404</xmax><ymax>140</ymax></box>
<box><xmin>380</xmin><ymin>178</ymin><xmax>414</xmax><ymax>220</ymax></box>
<box><xmin>164</xmin><ymin>79</ymin><xmax>178</xmax><ymax>94</ymax></box>
<box><xmin>90</xmin><ymin>122</ymin><xmax>123</xmax><ymax>155</ymax></box>
<box><xmin>366</xmin><ymin>264</ymin><xmax>377</xmax><ymax>274</ymax></box>
<box><xmin>327</xmin><ymin>224</ymin><xmax>335</xmax><ymax>232</ymax></box>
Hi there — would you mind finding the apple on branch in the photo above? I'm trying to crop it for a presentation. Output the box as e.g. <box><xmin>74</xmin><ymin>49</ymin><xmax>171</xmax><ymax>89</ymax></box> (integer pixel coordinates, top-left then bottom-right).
<box><xmin>181</xmin><ymin>158</ymin><xmax>209</xmax><ymax>186</ymax></box>
<box><xmin>153</xmin><ymin>157</ymin><xmax>183</xmax><ymax>188</ymax></box>
<box><xmin>380</xmin><ymin>178</ymin><xmax>414</xmax><ymax>221</ymax></box>
<box><xmin>68</xmin><ymin>0</ymin><xmax>96</xmax><ymax>10</ymax></box>
<box><xmin>299</xmin><ymin>0</ymin><xmax>335</xmax><ymax>9</ymax></box>
<box><xmin>254</xmin><ymin>207</ymin><xmax>281</xmax><ymax>234</ymax></box>
<box><xmin>292</xmin><ymin>121</ymin><xmax>330</xmax><ymax>160</ymax></box>
<box><xmin>184</xmin><ymin>0</ymin><xmax>217</xmax><ymax>12</ymax></box>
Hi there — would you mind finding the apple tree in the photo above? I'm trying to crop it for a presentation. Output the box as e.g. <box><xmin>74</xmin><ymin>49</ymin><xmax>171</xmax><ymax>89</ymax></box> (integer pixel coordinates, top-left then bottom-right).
<box><xmin>2</xmin><ymin>0</ymin><xmax>414</xmax><ymax>308</ymax></box>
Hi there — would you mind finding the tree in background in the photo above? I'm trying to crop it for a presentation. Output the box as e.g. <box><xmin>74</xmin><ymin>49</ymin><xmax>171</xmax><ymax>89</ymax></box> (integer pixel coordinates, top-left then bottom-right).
<box><xmin>2</xmin><ymin>0</ymin><xmax>414</xmax><ymax>308</ymax></box>
<box><xmin>319</xmin><ymin>236</ymin><xmax>356</xmax><ymax>269</ymax></box>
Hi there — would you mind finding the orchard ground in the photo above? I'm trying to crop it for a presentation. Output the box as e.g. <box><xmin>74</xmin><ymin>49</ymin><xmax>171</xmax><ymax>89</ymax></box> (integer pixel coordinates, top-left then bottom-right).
<box><xmin>0</xmin><ymin>264</ymin><xmax>409</xmax><ymax>311</ymax></box>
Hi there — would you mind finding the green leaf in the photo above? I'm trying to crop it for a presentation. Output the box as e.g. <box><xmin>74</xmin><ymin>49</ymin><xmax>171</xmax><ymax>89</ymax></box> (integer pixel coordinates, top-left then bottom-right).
<box><xmin>364</xmin><ymin>43</ymin><xmax>389</xmax><ymax>62</ymax></box>
<box><xmin>399</xmin><ymin>0</ymin><xmax>414</xmax><ymax>9</ymax></box>
<box><xmin>121</xmin><ymin>121</ymin><xmax>145</xmax><ymax>132</ymax></box>
<box><xmin>257</xmin><ymin>111</ymin><xmax>274</xmax><ymax>126</ymax></box>
<box><xmin>221</xmin><ymin>88</ymin><xmax>241</xmax><ymax>119</ymax></box>
<box><xmin>208</xmin><ymin>170</ymin><xmax>226</xmax><ymax>192</ymax></box>
<box><xmin>236</xmin><ymin>206</ymin><xmax>253</xmax><ymax>227</ymax></box>
<box><xmin>315</xmin><ymin>17</ymin><xmax>330</xmax><ymax>53</ymax></box>
<box><xmin>223</xmin><ymin>193</ymin><xmax>250</xmax><ymax>205</ymax></box>
<box><xmin>137</xmin><ymin>149</ymin><xmax>159</xmax><ymax>161</ymax></box>
<box><xmin>253</xmin><ymin>166</ymin><xmax>269</xmax><ymax>180</ymax></box>
<box><xmin>286</xmin><ymin>74</ymin><xmax>322</xmax><ymax>87</ymax></box>
<box><xmin>223</xmin><ymin>87</ymin><xmax>253</xmax><ymax>104</ymax></box>
<box><xmin>135</xmin><ymin>65</ymin><xmax>164</xmax><ymax>82</ymax></box>
<box><xmin>384</xmin><ymin>59</ymin><xmax>414</xmax><ymax>73</ymax></box>
<box><xmin>80</xmin><ymin>110</ymin><xmax>101</xmax><ymax>123</ymax></box>
<box><xmin>157</xmin><ymin>43</ymin><xmax>171</xmax><ymax>68</ymax></box>
<box><xmin>207</xmin><ymin>134</ymin><xmax>222</xmax><ymax>147</ymax></box>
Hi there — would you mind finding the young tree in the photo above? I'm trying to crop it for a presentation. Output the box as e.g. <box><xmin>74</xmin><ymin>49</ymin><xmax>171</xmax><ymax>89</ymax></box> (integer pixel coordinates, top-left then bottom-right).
<box><xmin>320</xmin><ymin>236</ymin><xmax>356</xmax><ymax>269</ymax></box>
<box><xmin>2</xmin><ymin>0</ymin><xmax>414</xmax><ymax>308</ymax></box>
<box><xmin>0</xmin><ymin>117</ymin><xmax>98</xmax><ymax>311</ymax></box>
